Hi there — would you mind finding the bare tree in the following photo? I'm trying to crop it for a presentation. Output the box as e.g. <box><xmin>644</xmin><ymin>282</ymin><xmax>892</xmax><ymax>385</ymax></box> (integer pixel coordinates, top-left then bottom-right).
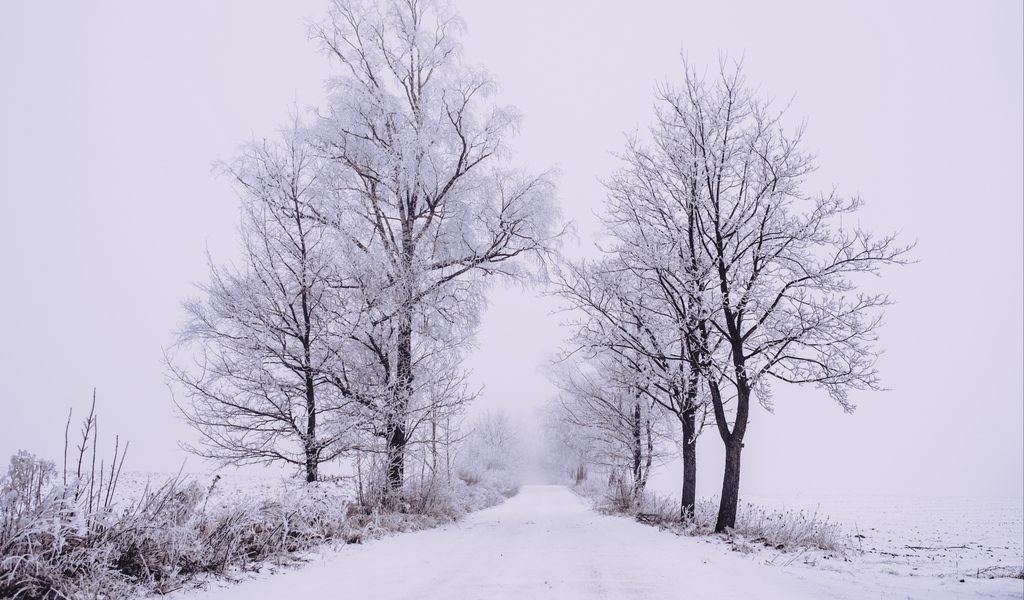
<box><xmin>167</xmin><ymin>121</ymin><xmax>359</xmax><ymax>482</ymax></box>
<box><xmin>554</xmin><ymin>258</ymin><xmax>709</xmax><ymax>516</ymax></box>
<box><xmin>310</xmin><ymin>0</ymin><xmax>562</xmax><ymax>499</ymax></box>
<box><xmin>549</xmin><ymin>352</ymin><xmax>670</xmax><ymax>510</ymax></box>
<box><xmin>538</xmin><ymin>402</ymin><xmax>599</xmax><ymax>486</ymax></box>
<box><xmin>456</xmin><ymin>409</ymin><xmax>522</xmax><ymax>480</ymax></box>
<box><xmin>654</xmin><ymin>59</ymin><xmax>913</xmax><ymax>531</ymax></box>
<box><xmin>602</xmin><ymin>125</ymin><xmax>724</xmax><ymax>517</ymax></box>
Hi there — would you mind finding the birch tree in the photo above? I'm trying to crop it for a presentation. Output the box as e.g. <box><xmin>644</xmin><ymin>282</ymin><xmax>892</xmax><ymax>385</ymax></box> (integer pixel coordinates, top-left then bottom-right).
<box><xmin>311</xmin><ymin>0</ymin><xmax>561</xmax><ymax>499</ymax></box>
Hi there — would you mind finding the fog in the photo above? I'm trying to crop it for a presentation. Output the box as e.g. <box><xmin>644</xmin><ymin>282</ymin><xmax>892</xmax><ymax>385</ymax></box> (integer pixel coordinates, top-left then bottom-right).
<box><xmin>0</xmin><ymin>1</ymin><xmax>1020</xmax><ymax>498</ymax></box>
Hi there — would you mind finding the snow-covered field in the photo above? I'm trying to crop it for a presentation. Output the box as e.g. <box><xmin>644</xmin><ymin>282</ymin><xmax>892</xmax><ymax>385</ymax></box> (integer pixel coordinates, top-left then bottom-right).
<box><xmin>114</xmin><ymin>470</ymin><xmax>344</xmax><ymax>507</ymax></box>
<box><xmin>741</xmin><ymin>493</ymin><xmax>1023</xmax><ymax>582</ymax></box>
<box><xmin>164</xmin><ymin>484</ymin><xmax>1022</xmax><ymax>600</ymax></box>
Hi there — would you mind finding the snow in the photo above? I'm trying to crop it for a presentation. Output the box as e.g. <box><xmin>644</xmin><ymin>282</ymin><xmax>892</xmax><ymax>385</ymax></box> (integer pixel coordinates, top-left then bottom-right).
<box><xmin>742</xmin><ymin>494</ymin><xmax>1024</xmax><ymax>581</ymax></box>
<box><xmin>114</xmin><ymin>471</ymin><xmax>319</xmax><ymax>506</ymax></box>
<box><xmin>171</xmin><ymin>485</ymin><xmax>1023</xmax><ymax>600</ymax></box>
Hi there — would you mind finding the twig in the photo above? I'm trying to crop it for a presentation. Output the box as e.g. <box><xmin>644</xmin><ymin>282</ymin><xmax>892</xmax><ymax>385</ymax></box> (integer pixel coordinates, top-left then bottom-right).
<box><xmin>63</xmin><ymin>407</ymin><xmax>73</xmax><ymax>487</ymax></box>
<box><xmin>89</xmin><ymin>391</ymin><xmax>98</xmax><ymax>513</ymax></box>
<box><xmin>112</xmin><ymin>439</ymin><xmax>129</xmax><ymax>507</ymax></box>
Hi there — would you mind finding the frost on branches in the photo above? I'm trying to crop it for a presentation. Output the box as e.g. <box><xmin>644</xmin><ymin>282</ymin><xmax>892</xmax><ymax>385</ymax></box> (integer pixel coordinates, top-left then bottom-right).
<box><xmin>310</xmin><ymin>0</ymin><xmax>561</xmax><ymax>501</ymax></box>
<box><xmin>551</xmin><ymin>58</ymin><xmax>911</xmax><ymax>530</ymax></box>
<box><xmin>166</xmin><ymin>121</ymin><xmax>358</xmax><ymax>483</ymax></box>
<box><xmin>168</xmin><ymin>0</ymin><xmax>561</xmax><ymax>502</ymax></box>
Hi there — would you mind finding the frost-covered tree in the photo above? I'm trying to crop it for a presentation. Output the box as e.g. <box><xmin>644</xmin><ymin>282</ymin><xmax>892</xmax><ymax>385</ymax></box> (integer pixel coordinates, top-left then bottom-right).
<box><xmin>310</xmin><ymin>0</ymin><xmax>562</xmax><ymax>498</ymax></box>
<box><xmin>554</xmin><ymin>257</ymin><xmax>709</xmax><ymax>516</ymax></box>
<box><xmin>167</xmin><ymin>122</ymin><xmax>360</xmax><ymax>482</ymax></box>
<box><xmin>538</xmin><ymin>402</ymin><xmax>599</xmax><ymax>486</ymax></box>
<box><xmin>549</xmin><ymin>352</ymin><xmax>671</xmax><ymax>509</ymax></box>
<box><xmin>601</xmin><ymin>127</ymin><xmax>724</xmax><ymax>517</ymax></box>
<box><xmin>652</xmin><ymin>59</ymin><xmax>912</xmax><ymax>531</ymax></box>
<box><xmin>455</xmin><ymin>409</ymin><xmax>523</xmax><ymax>490</ymax></box>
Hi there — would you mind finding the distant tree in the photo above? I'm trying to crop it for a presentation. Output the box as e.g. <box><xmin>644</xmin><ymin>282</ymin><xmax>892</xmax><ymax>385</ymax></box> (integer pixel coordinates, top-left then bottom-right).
<box><xmin>538</xmin><ymin>402</ymin><xmax>599</xmax><ymax>486</ymax></box>
<box><xmin>601</xmin><ymin>126</ymin><xmax>724</xmax><ymax>518</ymax></box>
<box><xmin>310</xmin><ymin>0</ymin><xmax>562</xmax><ymax>500</ymax></box>
<box><xmin>652</xmin><ymin>59</ymin><xmax>912</xmax><ymax>531</ymax></box>
<box><xmin>457</xmin><ymin>409</ymin><xmax>522</xmax><ymax>480</ymax></box>
<box><xmin>167</xmin><ymin>122</ymin><xmax>359</xmax><ymax>482</ymax></box>
<box><xmin>554</xmin><ymin>258</ymin><xmax>710</xmax><ymax>517</ymax></box>
<box><xmin>549</xmin><ymin>352</ymin><xmax>670</xmax><ymax>509</ymax></box>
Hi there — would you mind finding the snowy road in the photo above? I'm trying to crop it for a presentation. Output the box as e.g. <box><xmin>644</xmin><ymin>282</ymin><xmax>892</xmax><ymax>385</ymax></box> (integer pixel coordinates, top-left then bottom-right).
<box><xmin>175</xmin><ymin>486</ymin><xmax>1022</xmax><ymax>600</ymax></box>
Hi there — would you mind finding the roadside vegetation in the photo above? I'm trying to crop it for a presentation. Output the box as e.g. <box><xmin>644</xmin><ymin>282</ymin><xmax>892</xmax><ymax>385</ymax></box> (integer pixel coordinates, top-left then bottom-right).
<box><xmin>568</xmin><ymin>474</ymin><xmax>848</xmax><ymax>556</ymax></box>
<box><xmin>0</xmin><ymin>407</ymin><xmax>522</xmax><ymax>600</ymax></box>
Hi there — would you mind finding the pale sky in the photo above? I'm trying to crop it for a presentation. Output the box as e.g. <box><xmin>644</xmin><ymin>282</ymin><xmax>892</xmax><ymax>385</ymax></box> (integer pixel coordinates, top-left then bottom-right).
<box><xmin>1</xmin><ymin>1</ymin><xmax>1021</xmax><ymax>498</ymax></box>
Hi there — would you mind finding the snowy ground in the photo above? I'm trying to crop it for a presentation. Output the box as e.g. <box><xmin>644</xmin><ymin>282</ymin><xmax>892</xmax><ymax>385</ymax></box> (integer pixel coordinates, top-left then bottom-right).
<box><xmin>115</xmin><ymin>470</ymin><xmax>336</xmax><ymax>507</ymax></box>
<box><xmin>169</xmin><ymin>485</ymin><xmax>1023</xmax><ymax>600</ymax></box>
<box><xmin>742</xmin><ymin>493</ymin><xmax>1024</xmax><ymax>581</ymax></box>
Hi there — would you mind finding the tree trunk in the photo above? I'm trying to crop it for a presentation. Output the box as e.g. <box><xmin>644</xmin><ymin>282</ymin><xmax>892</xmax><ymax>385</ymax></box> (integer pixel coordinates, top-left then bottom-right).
<box><xmin>641</xmin><ymin>411</ymin><xmax>653</xmax><ymax>505</ymax></box>
<box><xmin>632</xmin><ymin>400</ymin><xmax>643</xmax><ymax>501</ymax></box>
<box><xmin>304</xmin><ymin>377</ymin><xmax>318</xmax><ymax>483</ymax></box>
<box><xmin>304</xmin><ymin>448</ymin><xmax>318</xmax><ymax>483</ymax></box>
<box><xmin>709</xmin><ymin>375</ymin><xmax>750</xmax><ymax>533</ymax></box>
<box><xmin>574</xmin><ymin>464</ymin><xmax>586</xmax><ymax>485</ymax></box>
<box><xmin>386</xmin><ymin>421</ymin><xmax>406</xmax><ymax>497</ymax></box>
<box><xmin>715</xmin><ymin>434</ymin><xmax>743</xmax><ymax>532</ymax></box>
<box><xmin>430</xmin><ymin>401</ymin><xmax>438</xmax><ymax>474</ymax></box>
<box><xmin>680</xmin><ymin>406</ymin><xmax>697</xmax><ymax>519</ymax></box>
<box><xmin>387</xmin><ymin>312</ymin><xmax>414</xmax><ymax>500</ymax></box>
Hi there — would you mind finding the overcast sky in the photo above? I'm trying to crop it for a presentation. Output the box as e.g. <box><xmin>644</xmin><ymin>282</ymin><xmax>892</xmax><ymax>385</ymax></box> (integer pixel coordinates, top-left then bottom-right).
<box><xmin>1</xmin><ymin>1</ymin><xmax>1020</xmax><ymax>498</ymax></box>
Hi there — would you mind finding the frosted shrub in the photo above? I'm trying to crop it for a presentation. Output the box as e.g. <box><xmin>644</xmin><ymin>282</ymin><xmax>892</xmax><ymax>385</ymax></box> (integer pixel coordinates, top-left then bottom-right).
<box><xmin>0</xmin><ymin>414</ymin><xmax>524</xmax><ymax>597</ymax></box>
<box><xmin>0</xmin><ymin>461</ymin><xmax>367</xmax><ymax>599</ymax></box>
<box><xmin>1</xmin><ymin>452</ymin><xmax>56</xmax><ymax>520</ymax></box>
<box><xmin>105</xmin><ymin>476</ymin><xmax>207</xmax><ymax>591</ymax></box>
<box><xmin>0</xmin><ymin>453</ymin><xmax>98</xmax><ymax>600</ymax></box>
<box><xmin>727</xmin><ymin>502</ymin><xmax>848</xmax><ymax>552</ymax></box>
<box><xmin>669</xmin><ymin>497</ymin><xmax>847</xmax><ymax>552</ymax></box>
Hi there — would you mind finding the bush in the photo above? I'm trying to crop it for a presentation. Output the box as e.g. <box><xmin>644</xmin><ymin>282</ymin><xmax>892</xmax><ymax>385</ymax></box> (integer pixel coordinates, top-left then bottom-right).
<box><xmin>724</xmin><ymin>501</ymin><xmax>847</xmax><ymax>553</ymax></box>
<box><xmin>1</xmin><ymin>451</ymin><xmax>56</xmax><ymax>520</ymax></box>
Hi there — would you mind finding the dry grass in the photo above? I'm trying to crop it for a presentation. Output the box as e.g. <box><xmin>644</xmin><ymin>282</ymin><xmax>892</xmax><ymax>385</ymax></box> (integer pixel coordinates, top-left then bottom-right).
<box><xmin>971</xmin><ymin>565</ymin><xmax>1024</xmax><ymax>580</ymax></box>
<box><xmin>577</xmin><ymin>481</ymin><xmax>850</xmax><ymax>554</ymax></box>
<box><xmin>1</xmin><ymin>397</ymin><xmax>528</xmax><ymax>599</ymax></box>
<box><xmin>0</xmin><ymin>453</ymin><xmax>517</xmax><ymax>600</ymax></box>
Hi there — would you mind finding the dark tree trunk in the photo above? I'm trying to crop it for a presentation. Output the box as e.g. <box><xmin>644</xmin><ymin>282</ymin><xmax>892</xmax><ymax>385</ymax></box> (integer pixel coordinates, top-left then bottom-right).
<box><xmin>383</xmin><ymin>213</ymin><xmax>417</xmax><ymax>502</ymax></box>
<box><xmin>386</xmin><ymin>311</ymin><xmax>414</xmax><ymax>499</ymax></box>
<box><xmin>574</xmin><ymin>464</ymin><xmax>586</xmax><ymax>485</ymax></box>
<box><xmin>304</xmin><ymin>452</ymin><xmax>318</xmax><ymax>483</ymax></box>
<box><xmin>632</xmin><ymin>400</ymin><xmax>643</xmax><ymax>497</ymax></box>
<box><xmin>386</xmin><ymin>420</ymin><xmax>406</xmax><ymax>499</ymax></box>
<box><xmin>708</xmin><ymin>371</ymin><xmax>750</xmax><ymax>533</ymax></box>
<box><xmin>715</xmin><ymin>434</ymin><xmax>743</xmax><ymax>532</ymax></box>
<box><xmin>680</xmin><ymin>406</ymin><xmax>697</xmax><ymax>519</ymax></box>
<box><xmin>304</xmin><ymin>370</ymin><xmax>319</xmax><ymax>483</ymax></box>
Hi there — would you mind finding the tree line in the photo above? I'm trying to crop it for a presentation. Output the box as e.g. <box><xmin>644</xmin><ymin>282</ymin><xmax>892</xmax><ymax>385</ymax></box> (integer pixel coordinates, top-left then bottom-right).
<box><xmin>544</xmin><ymin>61</ymin><xmax>911</xmax><ymax>531</ymax></box>
<box><xmin>166</xmin><ymin>0</ymin><xmax>561</xmax><ymax>506</ymax></box>
<box><xmin>166</xmin><ymin>0</ymin><xmax>910</xmax><ymax>527</ymax></box>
